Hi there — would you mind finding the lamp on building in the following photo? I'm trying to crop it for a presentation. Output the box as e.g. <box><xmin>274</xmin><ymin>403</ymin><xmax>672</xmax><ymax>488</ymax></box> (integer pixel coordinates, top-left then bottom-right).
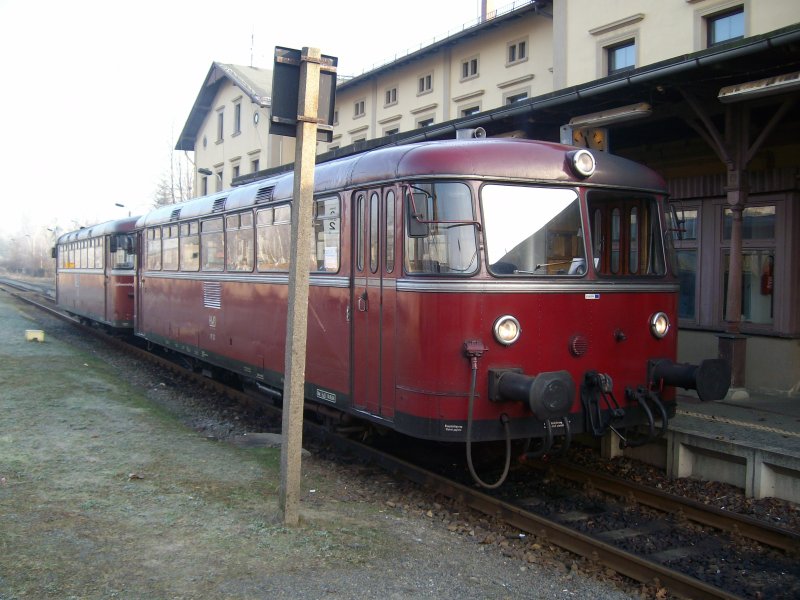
<box><xmin>198</xmin><ymin>167</ymin><xmax>222</xmax><ymax>181</ymax></box>
<box><xmin>568</xmin><ymin>102</ymin><xmax>652</xmax><ymax>128</ymax></box>
<box><xmin>115</xmin><ymin>203</ymin><xmax>131</xmax><ymax>217</ymax></box>
<box><xmin>718</xmin><ymin>71</ymin><xmax>800</xmax><ymax>103</ymax></box>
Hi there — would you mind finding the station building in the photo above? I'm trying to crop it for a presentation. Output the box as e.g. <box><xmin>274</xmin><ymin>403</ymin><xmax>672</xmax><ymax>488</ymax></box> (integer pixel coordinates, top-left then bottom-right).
<box><xmin>177</xmin><ymin>0</ymin><xmax>800</xmax><ymax>396</ymax></box>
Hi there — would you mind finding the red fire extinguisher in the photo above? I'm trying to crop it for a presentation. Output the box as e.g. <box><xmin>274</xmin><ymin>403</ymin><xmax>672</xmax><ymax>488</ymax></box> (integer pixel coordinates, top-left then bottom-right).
<box><xmin>760</xmin><ymin>258</ymin><xmax>773</xmax><ymax>296</ymax></box>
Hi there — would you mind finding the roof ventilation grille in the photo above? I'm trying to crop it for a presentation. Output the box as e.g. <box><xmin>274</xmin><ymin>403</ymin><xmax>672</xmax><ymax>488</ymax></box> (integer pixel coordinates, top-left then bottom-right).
<box><xmin>256</xmin><ymin>186</ymin><xmax>275</xmax><ymax>204</ymax></box>
<box><xmin>211</xmin><ymin>197</ymin><xmax>227</xmax><ymax>213</ymax></box>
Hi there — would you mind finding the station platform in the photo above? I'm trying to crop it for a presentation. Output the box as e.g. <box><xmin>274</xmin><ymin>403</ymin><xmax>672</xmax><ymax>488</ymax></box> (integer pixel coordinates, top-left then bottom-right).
<box><xmin>625</xmin><ymin>390</ymin><xmax>800</xmax><ymax>503</ymax></box>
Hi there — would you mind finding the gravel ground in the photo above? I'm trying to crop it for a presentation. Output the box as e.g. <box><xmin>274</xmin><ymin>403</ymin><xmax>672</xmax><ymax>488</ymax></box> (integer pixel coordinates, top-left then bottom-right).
<box><xmin>0</xmin><ymin>289</ymin><xmax>641</xmax><ymax>600</ymax></box>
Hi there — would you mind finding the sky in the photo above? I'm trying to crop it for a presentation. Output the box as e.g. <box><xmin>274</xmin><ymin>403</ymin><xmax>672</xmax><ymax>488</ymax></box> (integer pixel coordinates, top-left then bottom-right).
<box><xmin>0</xmin><ymin>0</ymin><xmax>486</xmax><ymax>238</ymax></box>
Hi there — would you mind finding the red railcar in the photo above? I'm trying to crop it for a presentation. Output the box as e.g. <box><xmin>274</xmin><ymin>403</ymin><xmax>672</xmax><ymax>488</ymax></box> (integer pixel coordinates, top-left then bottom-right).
<box><xmin>134</xmin><ymin>139</ymin><xmax>728</xmax><ymax>486</ymax></box>
<box><xmin>55</xmin><ymin>218</ymin><xmax>138</xmax><ymax>329</ymax></box>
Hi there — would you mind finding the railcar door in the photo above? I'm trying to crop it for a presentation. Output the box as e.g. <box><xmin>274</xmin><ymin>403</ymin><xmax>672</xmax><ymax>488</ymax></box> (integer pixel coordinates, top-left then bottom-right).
<box><xmin>135</xmin><ymin>230</ymin><xmax>145</xmax><ymax>334</ymax></box>
<box><xmin>352</xmin><ymin>188</ymin><xmax>397</xmax><ymax>419</ymax></box>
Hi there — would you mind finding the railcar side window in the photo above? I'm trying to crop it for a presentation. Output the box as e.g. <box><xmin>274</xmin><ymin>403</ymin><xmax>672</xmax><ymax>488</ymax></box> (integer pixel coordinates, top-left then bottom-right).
<box><xmin>179</xmin><ymin>221</ymin><xmax>200</xmax><ymax>271</ymax></box>
<box><xmin>386</xmin><ymin>191</ymin><xmax>395</xmax><ymax>273</ymax></box>
<box><xmin>314</xmin><ymin>197</ymin><xmax>340</xmax><ymax>272</ymax></box>
<box><xmin>201</xmin><ymin>217</ymin><xmax>224</xmax><ymax>271</ymax></box>
<box><xmin>369</xmin><ymin>192</ymin><xmax>379</xmax><ymax>273</ymax></box>
<box><xmin>587</xmin><ymin>192</ymin><xmax>666</xmax><ymax>276</ymax></box>
<box><xmin>482</xmin><ymin>186</ymin><xmax>586</xmax><ymax>276</ymax></box>
<box><xmin>162</xmin><ymin>225</ymin><xmax>179</xmax><ymax>271</ymax></box>
<box><xmin>146</xmin><ymin>227</ymin><xmax>162</xmax><ymax>270</ymax></box>
<box><xmin>256</xmin><ymin>205</ymin><xmax>290</xmax><ymax>271</ymax></box>
<box><xmin>94</xmin><ymin>238</ymin><xmax>103</xmax><ymax>269</ymax></box>
<box><xmin>356</xmin><ymin>194</ymin><xmax>365</xmax><ymax>272</ymax></box>
<box><xmin>80</xmin><ymin>240</ymin><xmax>88</xmax><ymax>269</ymax></box>
<box><xmin>404</xmin><ymin>181</ymin><xmax>478</xmax><ymax>275</ymax></box>
<box><xmin>226</xmin><ymin>211</ymin><xmax>254</xmax><ymax>272</ymax></box>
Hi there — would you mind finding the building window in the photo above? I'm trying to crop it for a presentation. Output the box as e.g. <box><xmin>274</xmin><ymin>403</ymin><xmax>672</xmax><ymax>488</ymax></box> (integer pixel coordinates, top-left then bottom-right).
<box><xmin>607</xmin><ymin>40</ymin><xmax>635</xmax><ymax>75</ymax></box>
<box><xmin>418</xmin><ymin>73</ymin><xmax>433</xmax><ymax>95</ymax></box>
<box><xmin>232</xmin><ymin>164</ymin><xmax>240</xmax><ymax>179</ymax></box>
<box><xmin>417</xmin><ymin>116</ymin><xmax>434</xmax><ymax>128</ymax></box>
<box><xmin>385</xmin><ymin>87</ymin><xmax>397</xmax><ymax>106</ymax></box>
<box><xmin>251</xmin><ymin>158</ymin><xmax>259</xmax><ymax>173</ymax></box>
<box><xmin>461</xmin><ymin>105</ymin><xmax>480</xmax><ymax>117</ymax></box>
<box><xmin>461</xmin><ymin>57</ymin><xmax>478</xmax><ymax>81</ymax></box>
<box><xmin>354</xmin><ymin>99</ymin><xmax>365</xmax><ymax>118</ymax></box>
<box><xmin>201</xmin><ymin>176</ymin><xmax>208</xmax><ymax>196</ymax></box>
<box><xmin>216</xmin><ymin>109</ymin><xmax>224</xmax><ymax>142</ymax></box>
<box><xmin>670</xmin><ymin>205</ymin><xmax>700</xmax><ymax>321</ymax></box>
<box><xmin>707</xmin><ymin>7</ymin><xmax>744</xmax><ymax>47</ymax></box>
<box><xmin>721</xmin><ymin>205</ymin><xmax>776</xmax><ymax>326</ymax></box>
<box><xmin>233</xmin><ymin>102</ymin><xmax>242</xmax><ymax>135</ymax></box>
<box><xmin>505</xmin><ymin>91</ymin><xmax>528</xmax><ymax>104</ymax></box>
<box><xmin>384</xmin><ymin>127</ymin><xmax>399</xmax><ymax>136</ymax></box>
<box><xmin>215</xmin><ymin>170</ymin><xmax>222</xmax><ymax>192</ymax></box>
<box><xmin>507</xmin><ymin>39</ymin><xmax>527</xmax><ymax>65</ymax></box>
<box><xmin>333</xmin><ymin>109</ymin><xmax>339</xmax><ymax>125</ymax></box>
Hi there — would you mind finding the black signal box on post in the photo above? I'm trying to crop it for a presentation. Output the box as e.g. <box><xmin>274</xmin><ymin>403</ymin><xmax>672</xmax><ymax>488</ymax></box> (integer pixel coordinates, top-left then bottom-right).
<box><xmin>270</xmin><ymin>46</ymin><xmax>338</xmax><ymax>142</ymax></box>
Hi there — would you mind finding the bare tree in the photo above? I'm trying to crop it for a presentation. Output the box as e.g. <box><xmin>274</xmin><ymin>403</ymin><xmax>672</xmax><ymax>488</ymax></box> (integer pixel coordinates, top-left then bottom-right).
<box><xmin>153</xmin><ymin>140</ymin><xmax>194</xmax><ymax>207</ymax></box>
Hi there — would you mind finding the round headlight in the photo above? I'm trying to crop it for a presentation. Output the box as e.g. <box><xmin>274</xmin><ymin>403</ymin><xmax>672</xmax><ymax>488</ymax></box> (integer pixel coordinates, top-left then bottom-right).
<box><xmin>568</xmin><ymin>149</ymin><xmax>596</xmax><ymax>178</ymax></box>
<box><xmin>494</xmin><ymin>315</ymin><xmax>521</xmax><ymax>346</ymax></box>
<box><xmin>649</xmin><ymin>312</ymin><xmax>670</xmax><ymax>339</ymax></box>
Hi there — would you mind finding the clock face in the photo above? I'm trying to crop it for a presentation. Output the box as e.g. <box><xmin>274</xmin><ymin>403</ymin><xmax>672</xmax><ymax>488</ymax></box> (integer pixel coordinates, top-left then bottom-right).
<box><xmin>572</xmin><ymin>128</ymin><xmax>606</xmax><ymax>150</ymax></box>
<box><xmin>253</xmin><ymin>112</ymin><xmax>260</xmax><ymax>125</ymax></box>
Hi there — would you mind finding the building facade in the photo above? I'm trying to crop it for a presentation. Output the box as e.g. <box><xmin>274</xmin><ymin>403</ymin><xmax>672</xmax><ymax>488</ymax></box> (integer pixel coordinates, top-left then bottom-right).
<box><xmin>175</xmin><ymin>63</ymin><xmax>295</xmax><ymax>197</ymax></box>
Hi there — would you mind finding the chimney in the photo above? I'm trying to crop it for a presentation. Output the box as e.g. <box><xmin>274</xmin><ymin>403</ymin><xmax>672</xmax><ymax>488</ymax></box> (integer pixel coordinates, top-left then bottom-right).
<box><xmin>481</xmin><ymin>0</ymin><xmax>496</xmax><ymax>22</ymax></box>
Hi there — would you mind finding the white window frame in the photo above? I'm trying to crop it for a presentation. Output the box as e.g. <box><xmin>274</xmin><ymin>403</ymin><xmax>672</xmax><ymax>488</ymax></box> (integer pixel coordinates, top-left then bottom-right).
<box><xmin>506</xmin><ymin>38</ymin><xmax>529</xmax><ymax>66</ymax></box>
<box><xmin>603</xmin><ymin>36</ymin><xmax>637</xmax><ymax>76</ymax></box>
<box><xmin>354</xmin><ymin>99</ymin><xmax>366</xmax><ymax>118</ymax></box>
<box><xmin>384</xmin><ymin>86</ymin><xmax>398</xmax><ymax>107</ymax></box>
<box><xmin>418</xmin><ymin>73</ymin><xmax>433</xmax><ymax>96</ymax></box>
<box><xmin>460</xmin><ymin>56</ymin><xmax>479</xmax><ymax>82</ymax></box>
<box><xmin>233</xmin><ymin>98</ymin><xmax>242</xmax><ymax>136</ymax></box>
<box><xmin>503</xmin><ymin>89</ymin><xmax>530</xmax><ymax>104</ymax></box>
<box><xmin>216</xmin><ymin>107</ymin><xmax>224</xmax><ymax>143</ymax></box>
<box><xmin>705</xmin><ymin>4</ymin><xmax>746</xmax><ymax>48</ymax></box>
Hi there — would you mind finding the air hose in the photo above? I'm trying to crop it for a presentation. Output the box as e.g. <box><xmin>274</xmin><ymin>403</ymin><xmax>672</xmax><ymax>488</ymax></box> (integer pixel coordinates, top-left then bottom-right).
<box><xmin>465</xmin><ymin>352</ymin><xmax>512</xmax><ymax>489</ymax></box>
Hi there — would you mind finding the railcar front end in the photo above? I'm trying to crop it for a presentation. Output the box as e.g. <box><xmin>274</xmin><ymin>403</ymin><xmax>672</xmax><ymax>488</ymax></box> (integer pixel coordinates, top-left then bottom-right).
<box><xmin>387</xmin><ymin>143</ymin><xmax>729</xmax><ymax>486</ymax></box>
<box><xmin>54</xmin><ymin>218</ymin><xmax>138</xmax><ymax>329</ymax></box>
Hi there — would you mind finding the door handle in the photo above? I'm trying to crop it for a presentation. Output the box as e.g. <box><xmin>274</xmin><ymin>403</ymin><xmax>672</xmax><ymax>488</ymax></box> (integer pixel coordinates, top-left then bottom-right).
<box><xmin>358</xmin><ymin>291</ymin><xmax>368</xmax><ymax>312</ymax></box>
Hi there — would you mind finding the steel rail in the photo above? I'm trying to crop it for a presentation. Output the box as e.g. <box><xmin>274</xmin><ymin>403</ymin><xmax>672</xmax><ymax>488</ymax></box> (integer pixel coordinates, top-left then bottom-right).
<box><xmin>325</xmin><ymin>435</ymin><xmax>747</xmax><ymax>600</ymax></box>
<box><xmin>552</xmin><ymin>462</ymin><xmax>800</xmax><ymax>554</ymax></box>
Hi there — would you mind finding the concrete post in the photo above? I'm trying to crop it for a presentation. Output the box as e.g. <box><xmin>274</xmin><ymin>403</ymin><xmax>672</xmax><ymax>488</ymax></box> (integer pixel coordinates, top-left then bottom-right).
<box><xmin>279</xmin><ymin>47</ymin><xmax>321</xmax><ymax>526</ymax></box>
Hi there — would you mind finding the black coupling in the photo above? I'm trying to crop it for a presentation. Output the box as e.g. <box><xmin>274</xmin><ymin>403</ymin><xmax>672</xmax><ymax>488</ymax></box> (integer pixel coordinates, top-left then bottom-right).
<box><xmin>649</xmin><ymin>358</ymin><xmax>731</xmax><ymax>401</ymax></box>
<box><xmin>489</xmin><ymin>368</ymin><xmax>575</xmax><ymax>418</ymax></box>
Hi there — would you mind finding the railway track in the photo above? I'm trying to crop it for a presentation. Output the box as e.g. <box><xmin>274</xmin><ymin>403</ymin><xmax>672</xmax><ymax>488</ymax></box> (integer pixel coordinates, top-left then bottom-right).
<box><xmin>3</xmin><ymin>276</ymin><xmax>798</xmax><ymax>600</ymax></box>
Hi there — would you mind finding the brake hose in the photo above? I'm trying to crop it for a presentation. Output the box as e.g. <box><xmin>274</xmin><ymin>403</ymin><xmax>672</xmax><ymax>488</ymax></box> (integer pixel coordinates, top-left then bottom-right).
<box><xmin>465</xmin><ymin>357</ymin><xmax>512</xmax><ymax>489</ymax></box>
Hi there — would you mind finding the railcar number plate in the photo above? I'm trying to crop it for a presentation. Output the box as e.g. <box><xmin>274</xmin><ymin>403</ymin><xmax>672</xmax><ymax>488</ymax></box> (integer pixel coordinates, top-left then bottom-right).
<box><xmin>315</xmin><ymin>389</ymin><xmax>337</xmax><ymax>404</ymax></box>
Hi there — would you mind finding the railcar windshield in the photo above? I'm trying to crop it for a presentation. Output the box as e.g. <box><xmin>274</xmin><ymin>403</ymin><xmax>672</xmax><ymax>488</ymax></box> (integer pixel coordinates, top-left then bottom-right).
<box><xmin>587</xmin><ymin>191</ymin><xmax>666</xmax><ymax>276</ymax></box>
<box><xmin>404</xmin><ymin>182</ymin><xmax>479</xmax><ymax>275</ymax></box>
<box><xmin>482</xmin><ymin>186</ymin><xmax>587</xmax><ymax>276</ymax></box>
<box><xmin>111</xmin><ymin>234</ymin><xmax>135</xmax><ymax>269</ymax></box>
